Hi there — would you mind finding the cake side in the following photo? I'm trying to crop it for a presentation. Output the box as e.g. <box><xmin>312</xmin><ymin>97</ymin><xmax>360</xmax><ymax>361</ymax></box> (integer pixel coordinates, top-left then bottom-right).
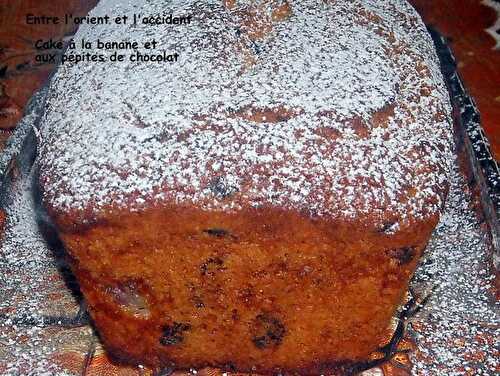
<box><xmin>53</xmin><ymin>204</ymin><xmax>437</xmax><ymax>373</ymax></box>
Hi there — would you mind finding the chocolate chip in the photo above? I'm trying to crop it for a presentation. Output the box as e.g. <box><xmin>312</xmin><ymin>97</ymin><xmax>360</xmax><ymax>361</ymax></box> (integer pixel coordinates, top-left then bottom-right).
<box><xmin>224</xmin><ymin>363</ymin><xmax>237</xmax><ymax>372</ymax></box>
<box><xmin>418</xmin><ymin>140</ymin><xmax>432</xmax><ymax>152</ymax></box>
<box><xmin>251</xmin><ymin>314</ymin><xmax>286</xmax><ymax>349</ymax></box>
<box><xmin>387</xmin><ymin>247</ymin><xmax>416</xmax><ymax>265</ymax></box>
<box><xmin>153</xmin><ymin>367</ymin><xmax>175</xmax><ymax>376</ymax></box>
<box><xmin>16</xmin><ymin>61</ymin><xmax>29</xmax><ymax>71</ymax></box>
<box><xmin>209</xmin><ymin>176</ymin><xmax>238</xmax><ymax>199</ymax></box>
<box><xmin>159</xmin><ymin>322</ymin><xmax>191</xmax><ymax>346</ymax></box>
<box><xmin>193</xmin><ymin>296</ymin><xmax>205</xmax><ymax>308</ymax></box>
<box><xmin>251</xmin><ymin>40</ymin><xmax>262</xmax><ymax>55</ymax></box>
<box><xmin>200</xmin><ymin>257</ymin><xmax>225</xmax><ymax>276</ymax></box>
<box><xmin>379</xmin><ymin>221</ymin><xmax>397</xmax><ymax>233</ymax></box>
<box><xmin>203</xmin><ymin>228</ymin><xmax>230</xmax><ymax>237</ymax></box>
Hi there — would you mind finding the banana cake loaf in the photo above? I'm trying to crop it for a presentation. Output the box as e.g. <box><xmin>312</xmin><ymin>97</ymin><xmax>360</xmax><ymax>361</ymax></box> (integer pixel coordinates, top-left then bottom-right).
<box><xmin>35</xmin><ymin>0</ymin><xmax>454</xmax><ymax>373</ymax></box>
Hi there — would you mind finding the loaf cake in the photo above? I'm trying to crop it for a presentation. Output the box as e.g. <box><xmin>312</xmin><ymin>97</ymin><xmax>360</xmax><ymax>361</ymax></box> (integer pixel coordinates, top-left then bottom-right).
<box><xmin>34</xmin><ymin>0</ymin><xmax>453</xmax><ymax>373</ymax></box>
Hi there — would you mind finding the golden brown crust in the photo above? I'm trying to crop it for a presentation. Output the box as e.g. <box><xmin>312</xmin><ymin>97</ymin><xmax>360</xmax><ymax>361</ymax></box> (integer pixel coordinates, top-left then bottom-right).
<box><xmin>51</xmin><ymin>204</ymin><xmax>436</xmax><ymax>373</ymax></box>
<box><xmin>36</xmin><ymin>0</ymin><xmax>454</xmax><ymax>230</ymax></box>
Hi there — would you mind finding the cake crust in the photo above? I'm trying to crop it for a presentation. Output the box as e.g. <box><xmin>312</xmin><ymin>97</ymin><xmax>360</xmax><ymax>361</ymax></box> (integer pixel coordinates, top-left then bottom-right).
<box><xmin>37</xmin><ymin>0</ymin><xmax>453</xmax><ymax>230</ymax></box>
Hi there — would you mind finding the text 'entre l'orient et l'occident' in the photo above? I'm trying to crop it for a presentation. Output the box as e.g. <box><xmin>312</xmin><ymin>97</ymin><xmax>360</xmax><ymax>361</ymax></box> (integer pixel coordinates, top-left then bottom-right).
<box><xmin>26</xmin><ymin>13</ymin><xmax>193</xmax><ymax>26</ymax></box>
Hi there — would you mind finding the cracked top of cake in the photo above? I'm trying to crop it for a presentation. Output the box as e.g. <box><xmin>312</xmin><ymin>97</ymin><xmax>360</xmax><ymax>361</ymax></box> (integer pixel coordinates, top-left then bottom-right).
<box><xmin>36</xmin><ymin>0</ymin><xmax>454</xmax><ymax>229</ymax></box>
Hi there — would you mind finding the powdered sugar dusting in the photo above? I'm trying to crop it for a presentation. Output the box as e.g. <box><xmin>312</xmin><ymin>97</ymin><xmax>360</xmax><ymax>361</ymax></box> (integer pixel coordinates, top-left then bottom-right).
<box><xmin>410</xmin><ymin>163</ymin><xmax>499</xmax><ymax>374</ymax></box>
<box><xmin>0</xmin><ymin>87</ymin><xmax>47</xmax><ymax>176</ymax></box>
<box><xmin>36</xmin><ymin>0</ymin><xmax>454</xmax><ymax>227</ymax></box>
<box><xmin>1</xmin><ymin>149</ymin><xmax>497</xmax><ymax>375</ymax></box>
<box><xmin>0</xmin><ymin>172</ymin><xmax>89</xmax><ymax>376</ymax></box>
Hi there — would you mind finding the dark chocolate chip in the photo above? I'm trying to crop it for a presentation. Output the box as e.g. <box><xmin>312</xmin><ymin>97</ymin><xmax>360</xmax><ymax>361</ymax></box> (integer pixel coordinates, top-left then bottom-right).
<box><xmin>159</xmin><ymin>322</ymin><xmax>191</xmax><ymax>346</ymax></box>
<box><xmin>203</xmin><ymin>228</ymin><xmax>230</xmax><ymax>237</ymax></box>
<box><xmin>16</xmin><ymin>62</ymin><xmax>28</xmax><ymax>71</ymax></box>
<box><xmin>251</xmin><ymin>314</ymin><xmax>286</xmax><ymax>349</ymax></box>
<box><xmin>192</xmin><ymin>295</ymin><xmax>205</xmax><ymax>308</ymax></box>
<box><xmin>418</xmin><ymin>140</ymin><xmax>432</xmax><ymax>152</ymax></box>
<box><xmin>379</xmin><ymin>221</ymin><xmax>397</xmax><ymax>233</ymax></box>
<box><xmin>153</xmin><ymin>367</ymin><xmax>175</xmax><ymax>376</ymax></box>
<box><xmin>251</xmin><ymin>41</ymin><xmax>262</xmax><ymax>55</ymax></box>
<box><xmin>200</xmin><ymin>257</ymin><xmax>225</xmax><ymax>276</ymax></box>
<box><xmin>209</xmin><ymin>176</ymin><xmax>238</xmax><ymax>199</ymax></box>
<box><xmin>224</xmin><ymin>363</ymin><xmax>237</xmax><ymax>372</ymax></box>
<box><xmin>387</xmin><ymin>247</ymin><xmax>416</xmax><ymax>265</ymax></box>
